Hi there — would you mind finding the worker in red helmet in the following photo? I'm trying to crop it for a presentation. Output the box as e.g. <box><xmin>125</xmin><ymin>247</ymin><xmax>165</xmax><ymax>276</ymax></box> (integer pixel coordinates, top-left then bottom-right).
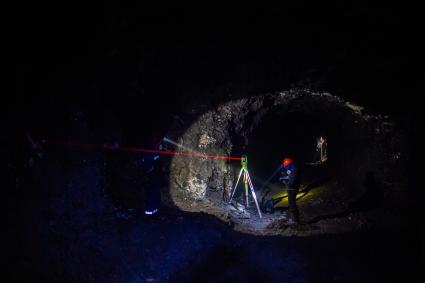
<box><xmin>279</xmin><ymin>157</ymin><xmax>301</xmax><ymax>224</ymax></box>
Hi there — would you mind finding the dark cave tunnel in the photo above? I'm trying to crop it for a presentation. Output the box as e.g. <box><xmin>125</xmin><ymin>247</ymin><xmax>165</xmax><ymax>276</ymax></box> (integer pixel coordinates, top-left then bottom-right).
<box><xmin>102</xmin><ymin>92</ymin><xmax>396</xmax><ymax>228</ymax></box>
<box><xmin>9</xmin><ymin>4</ymin><xmax>424</xmax><ymax>281</ymax></box>
<box><xmin>230</xmin><ymin>101</ymin><xmax>383</xmax><ymax>225</ymax></box>
<box><xmin>240</xmin><ymin>104</ymin><xmax>384</xmax><ymax>222</ymax></box>
<box><xmin>164</xmin><ymin>92</ymin><xmax>403</xmax><ymax>237</ymax></box>
<box><xmin>239</xmin><ymin>106</ymin><xmax>346</xmax><ymax>188</ymax></box>
<box><xmin>9</xmin><ymin>89</ymin><xmax>419</xmax><ymax>282</ymax></box>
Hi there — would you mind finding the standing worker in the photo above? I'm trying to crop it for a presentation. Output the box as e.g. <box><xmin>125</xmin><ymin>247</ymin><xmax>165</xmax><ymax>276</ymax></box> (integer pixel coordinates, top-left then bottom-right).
<box><xmin>311</xmin><ymin>136</ymin><xmax>328</xmax><ymax>164</ymax></box>
<box><xmin>279</xmin><ymin>157</ymin><xmax>301</xmax><ymax>224</ymax></box>
<box><xmin>142</xmin><ymin>134</ymin><xmax>164</xmax><ymax>216</ymax></box>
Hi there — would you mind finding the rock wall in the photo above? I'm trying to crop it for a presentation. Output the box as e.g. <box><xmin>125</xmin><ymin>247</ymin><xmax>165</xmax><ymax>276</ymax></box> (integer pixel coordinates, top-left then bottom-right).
<box><xmin>167</xmin><ymin>89</ymin><xmax>404</xmax><ymax>235</ymax></box>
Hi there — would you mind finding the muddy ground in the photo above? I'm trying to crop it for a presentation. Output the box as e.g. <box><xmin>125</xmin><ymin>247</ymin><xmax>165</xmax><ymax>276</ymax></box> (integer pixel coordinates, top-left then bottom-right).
<box><xmin>7</xmin><ymin>142</ymin><xmax>423</xmax><ymax>282</ymax></box>
<box><xmin>9</xmin><ymin>202</ymin><xmax>423</xmax><ymax>282</ymax></box>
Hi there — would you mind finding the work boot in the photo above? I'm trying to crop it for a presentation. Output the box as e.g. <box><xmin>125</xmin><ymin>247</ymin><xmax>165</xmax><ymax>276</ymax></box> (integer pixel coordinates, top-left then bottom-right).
<box><xmin>144</xmin><ymin>208</ymin><xmax>159</xmax><ymax>216</ymax></box>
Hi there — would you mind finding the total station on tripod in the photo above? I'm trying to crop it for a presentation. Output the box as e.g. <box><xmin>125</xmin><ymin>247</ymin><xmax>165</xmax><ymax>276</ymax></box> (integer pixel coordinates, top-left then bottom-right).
<box><xmin>229</xmin><ymin>155</ymin><xmax>262</xmax><ymax>218</ymax></box>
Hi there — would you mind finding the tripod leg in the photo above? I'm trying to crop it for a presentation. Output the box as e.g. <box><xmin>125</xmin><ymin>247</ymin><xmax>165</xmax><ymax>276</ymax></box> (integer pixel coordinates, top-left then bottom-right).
<box><xmin>244</xmin><ymin>171</ymin><xmax>249</xmax><ymax>207</ymax></box>
<box><xmin>246</xmin><ymin>171</ymin><xmax>263</xmax><ymax>218</ymax></box>
<box><xmin>229</xmin><ymin>168</ymin><xmax>243</xmax><ymax>202</ymax></box>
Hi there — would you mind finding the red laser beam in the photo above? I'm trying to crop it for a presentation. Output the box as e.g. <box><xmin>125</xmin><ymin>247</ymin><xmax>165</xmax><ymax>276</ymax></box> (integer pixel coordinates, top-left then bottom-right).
<box><xmin>44</xmin><ymin>140</ymin><xmax>242</xmax><ymax>161</ymax></box>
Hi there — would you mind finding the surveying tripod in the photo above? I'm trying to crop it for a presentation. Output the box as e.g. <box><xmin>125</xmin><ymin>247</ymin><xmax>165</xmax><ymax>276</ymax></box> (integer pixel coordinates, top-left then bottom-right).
<box><xmin>229</xmin><ymin>155</ymin><xmax>262</xmax><ymax>218</ymax></box>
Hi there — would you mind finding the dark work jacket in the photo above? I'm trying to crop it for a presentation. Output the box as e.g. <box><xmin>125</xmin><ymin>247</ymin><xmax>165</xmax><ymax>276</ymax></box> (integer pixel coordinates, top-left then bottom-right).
<box><xmin>281</xmin><ymin>163</ymin><xmax>300</xmax><ymax>189</ymax></box>
<box><xmin>142</xmin><ymin>152</ymin><xmax>161</xmax><ymax>177</ymax></box>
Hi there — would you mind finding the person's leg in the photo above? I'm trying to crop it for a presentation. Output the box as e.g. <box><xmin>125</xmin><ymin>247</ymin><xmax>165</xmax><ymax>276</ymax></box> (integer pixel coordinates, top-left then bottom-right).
<box><xmin>287</xmin><ymin>188</ymin><xmax>299</xmax><ymax>223</ymax></box>
<box><xmin>144</xmin><ymin>179</ymin><xmax>157</xmax><ymax>215</ymax></box>
<box><xmin>152</xmin><ymin>178</ymin><xmax>160</xmax><ymax>213</ymax></box>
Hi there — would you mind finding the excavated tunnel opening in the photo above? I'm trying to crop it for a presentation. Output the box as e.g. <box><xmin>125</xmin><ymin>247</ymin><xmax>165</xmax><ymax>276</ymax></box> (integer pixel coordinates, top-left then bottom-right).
<box><xmin>234</xmin><ymin>104</ymin><xmax>347</xmax><ymax>190</ymax></box>
<box><xmin>168</xmin><ymin>90</ymin><xmax>404</xmax><ymax>236</ymax></box>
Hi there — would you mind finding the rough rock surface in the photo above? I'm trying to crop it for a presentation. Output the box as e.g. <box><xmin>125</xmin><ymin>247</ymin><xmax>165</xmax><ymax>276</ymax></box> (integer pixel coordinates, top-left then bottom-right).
<box><xmin>166</xmin><ymin>89</ymin><xmax>405</xmax><ymax>236</ymax></box>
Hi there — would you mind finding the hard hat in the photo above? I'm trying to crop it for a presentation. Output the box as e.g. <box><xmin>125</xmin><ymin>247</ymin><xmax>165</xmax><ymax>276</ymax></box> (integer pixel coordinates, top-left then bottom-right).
<box><xmin>282</xmin><ymin>157</ymin><xmax>293</xmax><ymax>167</ymax></box>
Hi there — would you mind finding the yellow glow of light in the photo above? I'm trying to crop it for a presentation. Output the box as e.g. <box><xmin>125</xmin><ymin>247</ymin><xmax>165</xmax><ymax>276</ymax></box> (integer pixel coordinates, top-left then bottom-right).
<box><xmin>271</xmin><ymin>188</ymin><xmax>316</xmax><ymax>207</ymax></box>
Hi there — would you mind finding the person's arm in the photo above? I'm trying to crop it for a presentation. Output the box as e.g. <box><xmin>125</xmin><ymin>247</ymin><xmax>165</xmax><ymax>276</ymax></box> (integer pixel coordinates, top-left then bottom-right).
<box><xmin>279</xmin><ymin>170</ymin><xmax>289</xmax><ymax>184</ymax></box>
<box><xmin>286</xmin><ymin>167</ymin><xmax>298</xmax><ymax>187</ymax></box>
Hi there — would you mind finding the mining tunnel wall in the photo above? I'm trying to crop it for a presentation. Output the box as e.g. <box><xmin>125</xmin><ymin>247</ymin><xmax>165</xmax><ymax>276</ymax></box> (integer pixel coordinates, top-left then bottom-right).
<box><xmin>166</xmin><ymin>89</ymin><xmax>404</xmax><ymax>235</ymax></box>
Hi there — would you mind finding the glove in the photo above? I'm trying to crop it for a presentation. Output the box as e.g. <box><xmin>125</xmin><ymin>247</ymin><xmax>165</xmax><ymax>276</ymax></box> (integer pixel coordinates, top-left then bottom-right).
<box><xmin>279</xmin><ymin>176</ymin><xmax>289</xmax><ymax>184</ymax></box>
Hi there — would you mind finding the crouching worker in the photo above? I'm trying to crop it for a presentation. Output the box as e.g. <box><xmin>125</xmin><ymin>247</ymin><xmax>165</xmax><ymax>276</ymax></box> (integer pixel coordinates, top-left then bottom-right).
<box><xmin>142</xmin><ymin>135</ymin><xmax>164</xmax><ymax>216</ymax></box>
<box><xmin>280</xmin><ymin>157</ymin><xmax>301</xmax><ymax>224</ymax></box>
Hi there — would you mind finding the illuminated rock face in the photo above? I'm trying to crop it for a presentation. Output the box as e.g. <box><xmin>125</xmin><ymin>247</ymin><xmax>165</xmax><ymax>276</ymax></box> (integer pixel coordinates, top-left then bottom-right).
<box><xmin>167</xmin><ymin>89</ymin><xmax>404</xmax><ymax>235</ymax></box>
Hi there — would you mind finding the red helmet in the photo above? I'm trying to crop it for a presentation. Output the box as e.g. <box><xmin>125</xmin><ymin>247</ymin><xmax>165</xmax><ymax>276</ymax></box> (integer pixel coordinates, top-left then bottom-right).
<box><xmin>282</xmin><ymin>157</ymin><xmax>293</xmax><ymax>167</ymax></box>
